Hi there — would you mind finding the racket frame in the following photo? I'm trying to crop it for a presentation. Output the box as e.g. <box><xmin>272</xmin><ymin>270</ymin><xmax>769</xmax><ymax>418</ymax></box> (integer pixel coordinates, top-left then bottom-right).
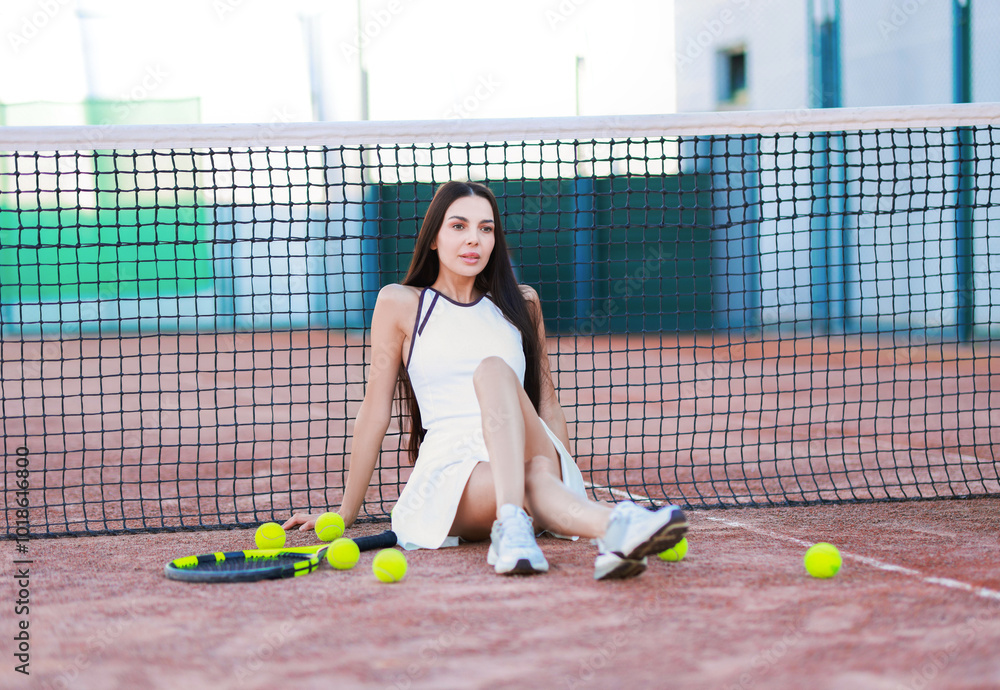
<box><xmin>164</xmin><ymin>530</ymin><xmax>397</xmax><ymax>583</ymax></box>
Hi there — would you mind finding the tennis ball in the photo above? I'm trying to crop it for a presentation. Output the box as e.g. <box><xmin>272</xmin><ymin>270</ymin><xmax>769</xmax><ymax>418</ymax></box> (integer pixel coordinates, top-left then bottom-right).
<box><xmin>804</xmin><ymin>542</ymin><xmax>842</xmax><ymax>579</ymax></box>
<box><xmin>658</xmin><ymin>537</ymin><xmax>688</xmax><ymax>562</ymax></box>
<box><xmin>255</xmin><ymin>522</ymin><xmax>286</xmax><ymax>549</ymax></box>
<box><xmin>326</xmin><ymin>538</ymin><xmax>360</xmax><ymax>570</ymax></box>
<box><xmin>315</xmin><ymin>512</ymin><xmax>345</xmax><ymax>542</ymax></box>
<box><xmin>372</xmin><ymin>548</ymin><xmax>407</xmax><ymax>583</ymax></box>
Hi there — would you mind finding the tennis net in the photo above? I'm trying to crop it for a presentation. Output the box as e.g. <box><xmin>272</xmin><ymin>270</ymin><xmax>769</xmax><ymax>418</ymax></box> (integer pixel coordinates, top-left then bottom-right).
<box><xmin>3</xmin><ymin>104</ymin><xmax>999</xmax><ymax>538</ymax></box>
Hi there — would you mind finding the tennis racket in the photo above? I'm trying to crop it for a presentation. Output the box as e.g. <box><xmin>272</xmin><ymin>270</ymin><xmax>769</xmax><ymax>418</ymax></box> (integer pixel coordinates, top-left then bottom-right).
<box><xmin>164</xmin><ymin>530</ymin><xmax>397</xmax><ymax>583</ymax></box>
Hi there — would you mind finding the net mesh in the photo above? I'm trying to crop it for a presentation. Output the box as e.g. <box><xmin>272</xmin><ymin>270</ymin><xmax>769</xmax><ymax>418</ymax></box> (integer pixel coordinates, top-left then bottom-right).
<box><xmin>3</xmin><ymin>107</ymin><xmax>1000</xmax><ymax>538</ymax></box>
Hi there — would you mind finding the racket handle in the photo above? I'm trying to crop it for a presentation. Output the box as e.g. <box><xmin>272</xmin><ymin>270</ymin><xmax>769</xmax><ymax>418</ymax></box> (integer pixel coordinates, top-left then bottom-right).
<box><xmin>354</xmin><ymin>530</ymin><xmax>397</xmax><ymax>552</ymax></box>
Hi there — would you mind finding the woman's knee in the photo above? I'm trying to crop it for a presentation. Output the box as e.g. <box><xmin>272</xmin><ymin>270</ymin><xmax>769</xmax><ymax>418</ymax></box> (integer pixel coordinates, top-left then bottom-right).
<box><xmin>524</xmin><ymin>454</ymin><xmax>560</xmax><ymax>494</ymax></box>
<box><xmin>473</xmin><ymin>356</ymin><xmax>516</xmax><ymax>391</ymax></box>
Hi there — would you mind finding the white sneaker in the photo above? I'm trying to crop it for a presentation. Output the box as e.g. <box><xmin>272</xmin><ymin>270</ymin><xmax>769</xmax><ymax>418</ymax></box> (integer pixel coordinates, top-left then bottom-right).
<box><xmin>486</xmin><ymin>504</ymin><xmax>549</xmax><ymax>575</ymax></box>
<box><xmin>597</xmin><ymin>501</ymin><xmax>688</xmax><ymax>562</ymax></box>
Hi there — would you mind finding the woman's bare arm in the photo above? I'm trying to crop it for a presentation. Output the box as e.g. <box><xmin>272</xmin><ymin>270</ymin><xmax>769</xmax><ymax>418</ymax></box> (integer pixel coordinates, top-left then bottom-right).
<box><xmin>521</xmin><ymin>285</ymin><xmax>573</xmax><ymax>453</ymax></box>
<box><xmin>283</xmin><ymin>284</ymin><xmax>413</xmax><ymax>531</ymax></box>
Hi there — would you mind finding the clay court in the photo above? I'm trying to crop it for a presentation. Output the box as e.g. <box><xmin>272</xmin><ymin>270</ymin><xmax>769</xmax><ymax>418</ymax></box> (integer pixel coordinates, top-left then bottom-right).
<box><xmin>3</xmin><ymin>331</ymin><xmax>1000</xmax><ymax>688</ymax></box>
<box><xmin>1</xmin><ymin>500</ymin><xmax>999</xmax><ymax>689</ymax></box>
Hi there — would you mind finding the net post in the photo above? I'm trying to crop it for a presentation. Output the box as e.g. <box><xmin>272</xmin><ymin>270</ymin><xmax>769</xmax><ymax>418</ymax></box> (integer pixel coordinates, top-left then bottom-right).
<box><xmin>953</xmin><ymin>0</ymin><xmax>974</xmax><ymax>341</ymax></box>
<box><xmin>573</xmin><ymin>174</ymin><xmax>595</xmax><ymax>326</ymax></box>
<box><xmin>955</xmin><ymin>125</ymin><xmax>975</xmax><ymax>342</ymax></box>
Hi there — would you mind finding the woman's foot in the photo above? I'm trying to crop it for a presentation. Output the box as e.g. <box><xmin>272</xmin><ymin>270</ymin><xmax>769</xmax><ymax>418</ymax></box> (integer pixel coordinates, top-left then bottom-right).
<box><xmin>594</xmin><ymin>502</ymin><xmax>687</xmax><ymax>580</ymax></box>
<box><xmin>487</xmin><ymin>504</ymin><xmax>549</xmax><ymax>575</ymax></box>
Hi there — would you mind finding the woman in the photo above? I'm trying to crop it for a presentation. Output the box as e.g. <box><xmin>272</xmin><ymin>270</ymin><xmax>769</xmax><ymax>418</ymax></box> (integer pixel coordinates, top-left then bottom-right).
<box><xmin>284</xmin><ymin>181</ymin><xmax>687</xmax><ymax>579</ymax></box>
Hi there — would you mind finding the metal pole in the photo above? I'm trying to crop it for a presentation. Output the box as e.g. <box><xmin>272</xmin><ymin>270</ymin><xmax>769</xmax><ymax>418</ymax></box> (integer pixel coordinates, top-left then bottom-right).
<box><xmin>954</xmin><ymin>0</ymin><xmax>974</xmax><ymax>340</ymax></box>
<box><xmin>358</xmin><ymin>0</ymin><xmax>369</xmax><ymax>120</ymax></box>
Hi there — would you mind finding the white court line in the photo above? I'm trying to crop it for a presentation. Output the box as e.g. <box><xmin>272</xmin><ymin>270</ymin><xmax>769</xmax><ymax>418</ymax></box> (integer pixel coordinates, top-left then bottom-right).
<box><xmin>585</xmin><ymin>482</ymin><xmax>654</xmax><ymax>504</ymax></box>
<box><xmin>703</xmin><ymin>515</ymin><xmax>1000</xmax><ymax>603</ymax></box>
<box><xmin>585</xmin><ymin>482</ymin><xmax>1000</xmax><ymax>603</ymax></box>
<box><xmin>848</xmin><ymin>433</ymin><xmax>990</xmax><ymax>472</ymax></box>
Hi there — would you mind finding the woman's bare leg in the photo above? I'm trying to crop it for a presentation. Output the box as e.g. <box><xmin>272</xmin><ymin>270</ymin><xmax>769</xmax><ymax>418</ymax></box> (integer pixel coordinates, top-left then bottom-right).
<box><xmin>452</xmin><ymin>356</ymin><xmax>686</xmax><ymax>579</ymax></box>
<box><xmin>453</xmin><ymin>356</ymin><xmax>611</xmax><ymax>539</ymax></box>
<box><xmin>449</xmin><ymin>462</ymin><xmax>496</xmax><ymax>540</ymax></box>
<box><xmin>524</xmin><ymin>454</ymin><xmax>609</xmax><ymax>539</ymax></box>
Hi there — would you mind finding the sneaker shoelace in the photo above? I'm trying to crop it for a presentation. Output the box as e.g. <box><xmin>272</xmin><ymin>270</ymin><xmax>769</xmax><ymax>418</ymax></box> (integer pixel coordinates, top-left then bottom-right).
<box><xmin>598</xmin><ymin>503</ymin><xmax>644</xmax><ymax>555</ymax></box>
<box><xmin>500</xmin><ymin>512</ymin><xmax>536</xmax><ymax>552</ymax></box>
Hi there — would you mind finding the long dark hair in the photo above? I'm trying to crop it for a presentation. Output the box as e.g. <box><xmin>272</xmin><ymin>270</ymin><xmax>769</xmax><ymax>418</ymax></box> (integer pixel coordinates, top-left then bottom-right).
<box><xmin>396</xmin><ymin>180</ymin><xmax>542</xmax><ymax>463</ymax></box>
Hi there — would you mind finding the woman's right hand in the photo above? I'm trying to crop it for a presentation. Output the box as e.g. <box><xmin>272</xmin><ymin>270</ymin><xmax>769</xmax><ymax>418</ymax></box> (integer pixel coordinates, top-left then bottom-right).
<box><xmin>281</xmin><ymin>511</ymin><xmax>351</xmax><ymax>533</ymax></box>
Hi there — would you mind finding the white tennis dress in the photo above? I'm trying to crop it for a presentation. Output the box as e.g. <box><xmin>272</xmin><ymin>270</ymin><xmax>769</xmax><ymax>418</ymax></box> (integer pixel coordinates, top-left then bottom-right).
<box><xmin>391</xmin><ymin>287</ymin><xmax>586</xmax><ymax>550</ymax></box>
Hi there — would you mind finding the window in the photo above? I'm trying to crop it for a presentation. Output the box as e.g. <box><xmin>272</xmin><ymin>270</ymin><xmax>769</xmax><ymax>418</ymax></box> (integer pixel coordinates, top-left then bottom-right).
<box><xmin>718</xmin><ymin>48</ymin><xmax>748</xmax><ymax>107</ymax></box>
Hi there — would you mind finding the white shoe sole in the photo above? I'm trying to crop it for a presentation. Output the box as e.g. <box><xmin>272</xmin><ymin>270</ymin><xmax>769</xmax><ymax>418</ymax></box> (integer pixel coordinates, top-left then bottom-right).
<box><xmin>488</xmin><ymin>544</ymin><xmax>548</xmax><ymax>575</ymax></box>
<box><xmin>495</xmin><ymin>557</ymin><xmax>549</xmax><ymax>575</ymax></box>
<box><xmin>594</xmin><ymin>553</ymin><xmax>647</xmax><ymax>580</ymax></box>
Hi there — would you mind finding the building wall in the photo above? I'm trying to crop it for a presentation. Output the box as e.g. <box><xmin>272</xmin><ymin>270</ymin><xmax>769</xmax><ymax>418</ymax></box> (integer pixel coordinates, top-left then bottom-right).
<box><xmin>840</xmin><ymin>0</ymin><xmax>953</xmax><ymax>107</ymax></box>
<box><xmin>674</xmin><ymin>1</ymin><xmax>997</xmax><ymax>336</ymax></box>
<box><xmin>676</xmin><ymin>0</ymin><xmax>996</xmax><ymax>111</ymax></box>
<box><xmin>674</xmin><ymin>0</ymin><xmax>810</xmax><ymax>112</ymax></box>
<box><xmin>972</xmin><ymin>2</ymin><xmax>1000</xmax><ymax>101</ymax></box>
